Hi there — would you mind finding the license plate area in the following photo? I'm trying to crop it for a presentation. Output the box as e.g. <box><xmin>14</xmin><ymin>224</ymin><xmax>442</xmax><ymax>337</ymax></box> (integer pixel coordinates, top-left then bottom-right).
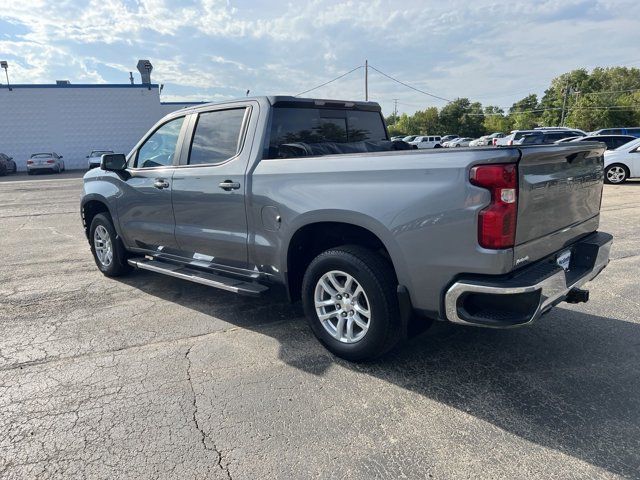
<box><xmin>557</xmin><ymin>250</ymin><xmax>571</xmax><ymax>271</ymax></box>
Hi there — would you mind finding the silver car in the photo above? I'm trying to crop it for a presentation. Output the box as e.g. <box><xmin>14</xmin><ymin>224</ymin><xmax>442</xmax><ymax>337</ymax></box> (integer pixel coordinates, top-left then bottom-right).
<box><xmin>27</xmin><ymin>152</ymin><xmax>65</xmax><ymax>174</ymax></box>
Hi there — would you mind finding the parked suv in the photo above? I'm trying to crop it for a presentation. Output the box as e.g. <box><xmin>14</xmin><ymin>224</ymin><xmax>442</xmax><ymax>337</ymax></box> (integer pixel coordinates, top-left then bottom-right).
<box><xmin>591</xmin><ymin>127</ymin><xmax>640</xmax><ymax>138</ymax></box>
<box><xmin>410</xmin><ymin>135</ymin><xmax>442</xmax><ymax>149</ymax></box>
<box><xmin>81</xmin><ymin>96</ymin><xmax>612</xmax><ymax>361</ymax></box>
<box><xmin>0</xmin><ymin>153</ymin><xmax>17</xmax><ymax>176</ymax></box>
<box><xmin>498</xmin><ymin>129</ymin><xmax>585</xmax><ymax>146</ymax></box>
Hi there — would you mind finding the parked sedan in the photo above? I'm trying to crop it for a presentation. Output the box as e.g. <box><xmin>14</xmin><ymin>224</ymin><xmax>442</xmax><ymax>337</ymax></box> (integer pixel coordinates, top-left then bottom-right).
<box><xmin>26</xmin><ymin>152</ymin><xmax>65</xmax><ymax>174</ymax></box>
<box><xmin>0</xmin><ymin>153</ymin><xmax>17</xmax><ymax>176</ymax></box>
<box><xmin>603</xmin><ymin>137</ymin><xmax>640</xmax><ymax>184</ymax></box>
<box><xmin>440</xmin><ymin>134</ymin><xmax>459</xmax><ymax>143</ymax></box>
<box><xmin>87</xmin><ymin>150</ymin><xmax>114</xmax><ymax>169</ymax></box>
<box><xmin>450</xmin><ymin>137</ymin><xmax>473</xmax><ymax>147</ymax></box>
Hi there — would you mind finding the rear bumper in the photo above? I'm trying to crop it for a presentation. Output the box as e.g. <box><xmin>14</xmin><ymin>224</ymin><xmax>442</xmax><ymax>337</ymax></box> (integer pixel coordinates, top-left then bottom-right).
<box><xmin>27</xmin><ymin>164</ymin><xmax>57</xmax><ymax>171</ymax></box>
<box><xmin>444</xmin><ymin>231</ymin><xmax>612</xmax><ymax>327</ymax></box>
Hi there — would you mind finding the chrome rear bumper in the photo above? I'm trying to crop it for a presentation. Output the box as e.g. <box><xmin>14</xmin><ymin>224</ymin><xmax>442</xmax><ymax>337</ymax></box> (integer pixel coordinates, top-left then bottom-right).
<box><xmin>445</xmin><ymin>232</ymin><xmax>613</xmax><ymax>327</ymax></box>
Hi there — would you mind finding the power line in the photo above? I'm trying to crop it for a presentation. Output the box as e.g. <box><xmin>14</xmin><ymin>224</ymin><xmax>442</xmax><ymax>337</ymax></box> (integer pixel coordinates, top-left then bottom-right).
<box><xmin>294</xmin><ymin>65</ymin><xmax>363</xmax><ymax>97</ymax></box>
<box><xmin>368</xmin><ymin>65</ymin><xmax>452</xmax><ymax>103</ymax></box>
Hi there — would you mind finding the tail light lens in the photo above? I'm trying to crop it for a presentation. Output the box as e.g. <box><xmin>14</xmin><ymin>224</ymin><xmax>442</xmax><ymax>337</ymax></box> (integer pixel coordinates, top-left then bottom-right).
<box><xmin>27</xmin><ymin>160</ymin><xmax>33</xmax><ymax>164</ymax></box>
<box><xmin>46</xmin><ymin>159</ymin><xmax>55</xmax><ymax>164</ymax></box>
<box><xmin>470</xmin><ymin>164</ymin><xmax>518</xmax><ymax>249</ymax></box>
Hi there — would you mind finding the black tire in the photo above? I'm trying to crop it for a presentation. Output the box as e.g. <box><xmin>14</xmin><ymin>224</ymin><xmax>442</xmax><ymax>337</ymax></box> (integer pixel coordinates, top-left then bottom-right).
<box><xmin>89</xmin><ymin>213</ymin><xmax>131</xmax><ymax>277</ymax></box>
<box><xmin>301</xmin><ymin>245</ymin><xmax>402</xmax><ymax>361</ymax></box>
<box><xmin>0</xmin><ymin>165</ymin><xmax>6</xmax><ymax>176</ymax></box>
<box><xmin>604</xmin><ymin>163</ymin><xmax>629</xmax><ymax>184</ymax></box>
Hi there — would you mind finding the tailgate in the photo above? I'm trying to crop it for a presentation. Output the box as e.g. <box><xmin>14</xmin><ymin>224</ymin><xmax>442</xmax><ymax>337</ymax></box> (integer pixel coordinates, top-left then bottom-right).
<box><xmin>514</xmin><ymin>143</ymin><xmax>605</xmax><ymax>266</ymax></box>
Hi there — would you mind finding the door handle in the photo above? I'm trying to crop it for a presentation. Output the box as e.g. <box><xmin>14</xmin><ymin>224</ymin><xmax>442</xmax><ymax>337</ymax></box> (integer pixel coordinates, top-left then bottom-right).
<box><xmin>219</xmin><ymin>180</ymin><xmax>241</xmax><ymax>191</ymax></box>
<box><xmin>154</xmin><ymin>179</ymin><xmax>170</xmax><ymax>189</ymax></box>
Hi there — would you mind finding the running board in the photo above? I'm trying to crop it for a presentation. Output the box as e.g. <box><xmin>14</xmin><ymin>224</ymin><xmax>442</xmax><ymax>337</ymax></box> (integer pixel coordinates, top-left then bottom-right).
<box><xmin>127</xmin><ymin>258</ymin><xmax>269</xmax><ymax>296</ymax></box>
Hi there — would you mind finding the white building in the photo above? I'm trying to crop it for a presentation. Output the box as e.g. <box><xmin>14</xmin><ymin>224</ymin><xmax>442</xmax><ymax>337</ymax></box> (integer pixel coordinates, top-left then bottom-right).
<box><xmin>0</xmin><ymin>82</ymin><xmax>201</xmax><ymax>171</ymax></box>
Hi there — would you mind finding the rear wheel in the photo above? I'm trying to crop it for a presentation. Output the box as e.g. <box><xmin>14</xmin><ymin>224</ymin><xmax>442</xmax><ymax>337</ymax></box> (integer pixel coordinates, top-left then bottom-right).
<box><xmin>605</xmin><ymin>164</ymin><xmax>629</xmax><ymax>184</ymax></box>
<box><xmin>89</xmin><ymin>213</ymin><xmax>131</xmax><ymax>277</ymax></box>
<box><xmin>302</xmin><ymin>245</ymin><xmax>402</xmax><ymax>361</ymax></box>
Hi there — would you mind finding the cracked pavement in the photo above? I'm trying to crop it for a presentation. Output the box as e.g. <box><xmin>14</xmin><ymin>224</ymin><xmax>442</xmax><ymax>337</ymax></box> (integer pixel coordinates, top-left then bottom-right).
<box><xmin>1</xmin><ymin>171</ymin><xmax>639</xmax><ymax>479</ymax></box>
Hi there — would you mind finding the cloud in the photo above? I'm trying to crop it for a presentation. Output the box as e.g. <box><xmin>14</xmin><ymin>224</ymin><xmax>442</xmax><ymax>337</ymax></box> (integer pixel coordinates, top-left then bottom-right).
<box><xmin>1</xmin><ymin>0</ymin><xmax>639</xmax><ymax>115</ymax></box>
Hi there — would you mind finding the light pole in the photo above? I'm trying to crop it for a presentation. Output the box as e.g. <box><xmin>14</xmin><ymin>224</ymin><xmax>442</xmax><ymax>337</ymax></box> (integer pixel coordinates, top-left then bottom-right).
<box><xmin>0</xmin><ymin>61</ymin><xmax>11</xmax><ymax>91</ymax></box>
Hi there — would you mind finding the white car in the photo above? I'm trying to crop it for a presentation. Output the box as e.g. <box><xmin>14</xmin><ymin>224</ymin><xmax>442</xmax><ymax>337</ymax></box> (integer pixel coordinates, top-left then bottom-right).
<box><xmin>469</xmin><ymin>136</ymin><xmax>487</xmax><ymax>147</ymax></box>
<box><xmin>410</xmin><ymin>135</ymin><xmax>442</xmax><ymax>149</ymax></box>
<box><xmin>603</xmin><ymin>137</ymin><xmax>640</xmax><ymax>184</ymax></box>
<box><xmin>449</xmin><ymin>137</ymin><xmax>473</xmax><ymax>147</ymax></box>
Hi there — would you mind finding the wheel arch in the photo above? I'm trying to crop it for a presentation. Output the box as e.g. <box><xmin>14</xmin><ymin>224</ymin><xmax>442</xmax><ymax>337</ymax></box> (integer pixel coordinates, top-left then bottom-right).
<box><xmin>81</xmin><ymin>195</ymin><xmax>118</xmax><ymax>240</ymax></box>
<box><xmin>282</xmin><ymin>211</ymin><xmax>410</xmax><ymax>301</ymax></box>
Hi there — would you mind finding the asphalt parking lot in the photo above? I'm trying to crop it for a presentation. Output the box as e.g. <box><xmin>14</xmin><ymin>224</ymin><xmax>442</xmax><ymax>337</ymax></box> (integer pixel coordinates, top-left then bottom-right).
<box><xmin>1</xmin><ymin>171</ymin><xmax>639</xmax><ymax>479</ymax></box>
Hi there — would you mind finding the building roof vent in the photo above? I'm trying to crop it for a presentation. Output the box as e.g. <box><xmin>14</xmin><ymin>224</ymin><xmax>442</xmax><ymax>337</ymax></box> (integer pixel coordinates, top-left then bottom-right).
<box><xmin>136</xmin><ymin>59</ymin><xmax>153</xmax><ymax>84</ymax></box>
<box><xmin>56</xmin><ymin>80</ymin><xmax>70</xmax><ymax>85</ymax></box>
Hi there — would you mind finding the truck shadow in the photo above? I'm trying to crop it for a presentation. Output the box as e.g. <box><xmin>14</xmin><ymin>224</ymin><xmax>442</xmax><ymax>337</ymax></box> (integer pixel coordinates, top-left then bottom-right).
<box><xmin>117</xmin><ymin>272</ymin><xmax>639</xmax><ymax>477</ymax></box>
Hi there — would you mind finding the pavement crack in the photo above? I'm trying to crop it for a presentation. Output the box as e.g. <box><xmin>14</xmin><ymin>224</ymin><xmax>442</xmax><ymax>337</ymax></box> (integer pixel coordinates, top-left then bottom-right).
<box><xmin>0</xmin><ymin>328</ymin><xmax>240</xmax><ymax>373</ymax></box>
<box><xmin>185</xmin><ymin>345</ymin><xmax>232</xmax><ymax>480</ymax></box>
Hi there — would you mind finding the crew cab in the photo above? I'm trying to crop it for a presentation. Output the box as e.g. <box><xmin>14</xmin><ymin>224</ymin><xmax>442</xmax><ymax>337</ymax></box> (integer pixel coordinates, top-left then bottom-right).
<box><xmin>81</xmin><ymin>96</ymin><xmax>613</xmax><ymax>361</ymax></box>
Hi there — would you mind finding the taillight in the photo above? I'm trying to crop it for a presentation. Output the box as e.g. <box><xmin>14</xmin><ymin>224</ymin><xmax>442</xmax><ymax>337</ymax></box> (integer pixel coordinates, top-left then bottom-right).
<box><xmin>470</xmin><ymin>164</ymin><xmax>518</xmax><ymax>249</ymax></box>
<box><xmin>508</xmin><ymin>139</ymin><xmax>513</xmax><ymax>146</ymax></box>
<box><xmin>27</xmin><ymin>160</ymin><xmax>33</xmax><ymax>164</ymax></box>
<box><xmin>46</xmin><ymin>159</ymin><xmax>55</xmax><ymax>164</ymax></box>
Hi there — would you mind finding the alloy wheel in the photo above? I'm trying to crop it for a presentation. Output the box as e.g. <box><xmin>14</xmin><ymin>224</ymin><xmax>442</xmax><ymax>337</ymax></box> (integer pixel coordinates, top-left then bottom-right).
<box><xmin>94</xmin><ymin>225</ymin><xmax>113</xmax><ymax>267</ymax></box>
<box><xmin>314</xmin><ymin>270</ymin><xmax>371</xmax><ymax>343</ymax></box>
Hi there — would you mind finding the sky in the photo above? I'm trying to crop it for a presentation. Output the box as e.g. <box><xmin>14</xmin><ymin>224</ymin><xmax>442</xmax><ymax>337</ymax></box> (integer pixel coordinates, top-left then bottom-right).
<box><xmin>1</xmin><ymin>0</ymin><xmax>640</xmax><ymax>116</ymax></box>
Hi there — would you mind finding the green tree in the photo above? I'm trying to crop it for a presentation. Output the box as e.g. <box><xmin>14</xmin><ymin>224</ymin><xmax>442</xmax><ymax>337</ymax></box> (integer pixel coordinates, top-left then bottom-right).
<box><xmin>483</xmin><ymin>106</ymin><xmax>512</xmax><ymax>133</ymax></box>
<box><xmin>439</xmin><ymin>98</ymin><xmax>485</xmax><ymax>137</ymax></box>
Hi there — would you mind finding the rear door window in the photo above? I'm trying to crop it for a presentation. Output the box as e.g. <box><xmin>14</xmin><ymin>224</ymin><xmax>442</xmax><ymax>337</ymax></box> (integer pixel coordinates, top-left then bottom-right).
<box><xmin>266</xmin><ymin>107</ymin><xmax>387</xmax><ymax>158</ymax></box>
<box><xmin>188</xmin><ymin>108</ymin><xmax>247</xmax><ymax>165</ymax></box>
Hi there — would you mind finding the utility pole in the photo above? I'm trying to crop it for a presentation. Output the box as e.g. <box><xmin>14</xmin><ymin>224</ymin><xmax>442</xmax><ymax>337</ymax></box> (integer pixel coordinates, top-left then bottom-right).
<box><xmin>393</xmin><ymin>98</ymin><xmax>398</xmax><ymax>119</ymax></box>
<box><xmin>560</xmin><ymin>82</ymin><xmax>570</xmax><ymax>126</ymax></box>
<box><xmin>365</xmin><ymin>59</ymin><xmax>368</xmax><ymax>102</ymax></box>
<box><xmin>1</xmin><ymin>61</ymin><xmax>11</xmax><ymax>91</ymax></box>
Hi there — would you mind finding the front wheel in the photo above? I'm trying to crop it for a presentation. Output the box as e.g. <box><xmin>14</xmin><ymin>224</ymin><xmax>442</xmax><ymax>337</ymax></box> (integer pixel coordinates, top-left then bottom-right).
<box><xmin>301</xmin><ymin>245</ymin><xmax>402</xmax><ymax>361</ymax></box>
<box><xmin>89</xmin><ymin>213</ymin><xmax>131</xmax><ymax>276</ymax></box>
<box><xmin>605</xmin><ymin>164</ymin><xmax>629</xmax><ymax>184</ymax></box>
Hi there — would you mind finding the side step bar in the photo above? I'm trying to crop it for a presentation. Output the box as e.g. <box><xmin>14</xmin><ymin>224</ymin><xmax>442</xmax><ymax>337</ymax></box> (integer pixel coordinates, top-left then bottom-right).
<box><xmin>128</xmin><ymin>258</ymin><xmax>269</xmax><ymax>297</ymax></box>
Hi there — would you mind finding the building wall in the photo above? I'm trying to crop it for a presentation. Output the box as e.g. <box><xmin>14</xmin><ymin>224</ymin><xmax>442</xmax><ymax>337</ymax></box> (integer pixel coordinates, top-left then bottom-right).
<box><xmin>0</xmin><ymin>85</ymin><xmax>200</xmax><ymax>171</ymax></box>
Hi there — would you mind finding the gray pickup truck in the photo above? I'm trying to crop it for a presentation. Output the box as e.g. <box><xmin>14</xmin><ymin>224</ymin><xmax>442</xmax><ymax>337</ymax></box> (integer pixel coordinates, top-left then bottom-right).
<box><xmin>81</xmin><ymin>96</ymin><xmax>613</xmax><ymax>361</ymax></box>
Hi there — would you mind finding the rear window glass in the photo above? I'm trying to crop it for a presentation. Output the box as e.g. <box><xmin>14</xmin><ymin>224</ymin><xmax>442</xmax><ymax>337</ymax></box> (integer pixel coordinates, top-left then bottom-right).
<box><xmin>265</xmin><ymin>107</ymin><xmax>387</xmax><ymax>159</ymax></box>
<box><xmin>627</xmin><ymin>128</ymin><xmax>640</xmax><ymax>134</ymax></box>
<box><xmin>31</xmin><ymin>153</ymin><xmax>52</xmax><ymax>158</ymax></box>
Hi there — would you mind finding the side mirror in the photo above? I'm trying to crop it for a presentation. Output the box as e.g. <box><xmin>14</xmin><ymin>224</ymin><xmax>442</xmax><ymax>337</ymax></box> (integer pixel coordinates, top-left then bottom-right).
<box><xmin>59</xmin><ymin>155</ymin><xmax>63</xmax><ymax>159</ymax></box>
<box><xmin>86</xmin><ymin>155</ymin><xmax>90</xmax><ymax>158</ymax></box>
<box><xmin>101</xmin><ymin>153</ymin><xmax>127</xmax><ymax>171</ymax></box>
